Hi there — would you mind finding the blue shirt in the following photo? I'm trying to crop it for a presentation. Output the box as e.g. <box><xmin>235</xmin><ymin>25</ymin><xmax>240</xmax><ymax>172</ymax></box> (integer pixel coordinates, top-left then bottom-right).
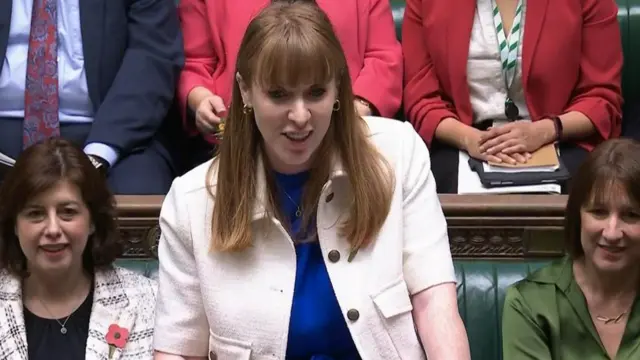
<box><xmin>274</xmin><ymin>171</ymin><xmax>360</xmax><ymax>360</ymax></box>
<box><xmin>0</xmin><ymin>0</ymin><xmax>118</xmax><ymax>166</ymax></box>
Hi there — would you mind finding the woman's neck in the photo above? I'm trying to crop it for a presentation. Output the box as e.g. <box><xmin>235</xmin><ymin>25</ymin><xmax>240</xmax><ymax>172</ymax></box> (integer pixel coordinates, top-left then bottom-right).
<box><xmin>23</xmin><ymin>266</ymin><xmax>92</xmax><ymax>305</ymax></box>
<box><xmin>575</xmin><ymin>258</ymin><xmax>638</xmax><ymax>304</ymax></box>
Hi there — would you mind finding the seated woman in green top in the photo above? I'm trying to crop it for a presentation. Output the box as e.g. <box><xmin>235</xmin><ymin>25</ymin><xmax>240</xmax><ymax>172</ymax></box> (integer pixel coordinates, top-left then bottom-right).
<box><xmin>502</xmin><ymin>137</ymin><xmax>640</xmax><ymax>360</ymax></box>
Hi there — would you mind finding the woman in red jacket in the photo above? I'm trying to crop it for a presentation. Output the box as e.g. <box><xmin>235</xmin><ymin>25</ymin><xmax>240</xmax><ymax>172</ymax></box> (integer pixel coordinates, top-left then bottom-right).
<box><xmin>402</xmin><ymin>0</ymin><xmax>623</xmax><ymax>193</ymax></box>
<box><xmin>178</xmin><ymin>0</ymin><xmax>402</xmax><ymax>157</ymax></box>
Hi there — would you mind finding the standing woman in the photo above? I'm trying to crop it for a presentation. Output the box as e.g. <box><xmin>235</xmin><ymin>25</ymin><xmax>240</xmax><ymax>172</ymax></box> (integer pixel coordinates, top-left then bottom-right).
<box><xmin>0</xmin><ymin>138</ymin><xmax>157</xmax><ymax>359</ymax></box>
<box><xmin>402</xmin><ymin>0</ymin><xmax>623</xmax><ymax>193</ymax></box>
<box><xmin>154</xmin><ymin>2</ymin><xmax>469</xmax><ymax>360</ymax></box>
<box><xmin>177</xmin><ymin>0</ymin><xmax>402</xmax><ymax>165</ymax></box>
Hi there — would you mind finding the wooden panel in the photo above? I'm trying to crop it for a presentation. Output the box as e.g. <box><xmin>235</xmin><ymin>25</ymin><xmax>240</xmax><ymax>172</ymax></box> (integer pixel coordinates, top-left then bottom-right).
<box><xmin>116</xmin><ymin>195</ymin><xmax>163</xmax><ymax>259</ymax></box>
<box><xmin>115</xmin><ymin>194</ymin><xmax>568</xmax><ymax>260</ymax></box>
<box><xmin>440</xmin><ymin>195</ymin><xmax>566</xmax><ymax>258</ymax></box>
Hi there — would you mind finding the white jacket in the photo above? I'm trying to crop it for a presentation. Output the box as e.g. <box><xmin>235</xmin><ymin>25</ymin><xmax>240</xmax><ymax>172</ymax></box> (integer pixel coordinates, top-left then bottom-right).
<box><xmin>153</xmin><ymin>117</ymin><xmax>456</xmax><ymax>359</ymax></box>
<box><xmin>0</xmin><ymin>266</ymin><xmax>157</xmax><ymax>360</ymax></box>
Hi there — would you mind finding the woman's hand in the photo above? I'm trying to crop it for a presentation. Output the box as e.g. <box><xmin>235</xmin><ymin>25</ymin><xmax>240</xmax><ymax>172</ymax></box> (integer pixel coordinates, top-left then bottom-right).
<box><xmin>187</xmin><ymin>87</ymin><xmax>227</xmax><ymax>135</ymax></box>
<box><xmin>194</xmin><ymin>95</ymin><xmax>227</xmax><ymax>135</ymax></box>
<box><xmin>478</xmin><ymin>120</ymin><xmax>554</xmax><ymax>155</ymax></box>
<box><xmin>465</xmin><ymin>128</ymin><xmax>529</xmax><ymax>165</ymax></box>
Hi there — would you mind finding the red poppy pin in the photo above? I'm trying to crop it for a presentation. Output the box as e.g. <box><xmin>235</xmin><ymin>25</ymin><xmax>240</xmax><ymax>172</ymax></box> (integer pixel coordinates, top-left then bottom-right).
<box><xmin>105</xmin><ymin>324</ymin><xmax>129</xmax><ymax>358</ymax></box>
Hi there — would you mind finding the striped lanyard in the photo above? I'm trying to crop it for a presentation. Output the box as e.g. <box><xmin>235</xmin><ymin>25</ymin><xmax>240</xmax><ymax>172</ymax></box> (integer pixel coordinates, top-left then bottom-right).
<box><xmin>492</xmin><ymin>0</ymin><xmax>524</xmax><ymax>119</ymax></box>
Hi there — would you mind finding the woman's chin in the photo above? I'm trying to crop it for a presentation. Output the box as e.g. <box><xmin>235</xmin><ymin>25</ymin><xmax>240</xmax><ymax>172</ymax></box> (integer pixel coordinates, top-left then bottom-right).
<box><xmin>31</xmin><ymin>248</ymin><xmax>75</xmax><ymax>273</ymax></box>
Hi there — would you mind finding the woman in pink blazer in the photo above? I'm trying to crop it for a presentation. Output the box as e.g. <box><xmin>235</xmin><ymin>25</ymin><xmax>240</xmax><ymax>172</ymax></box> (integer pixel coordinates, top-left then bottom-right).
<box><xmin>177</xmin><ymin>0</ymin><xmax>403</xmax><ymax>149</ymax></box>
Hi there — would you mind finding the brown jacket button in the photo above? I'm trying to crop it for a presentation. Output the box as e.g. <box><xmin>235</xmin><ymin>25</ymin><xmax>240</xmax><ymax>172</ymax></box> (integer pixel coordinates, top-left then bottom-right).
<box><xmin>209</xmin><ymin>351</ymin><xmax>217</xmax><ymax>360</ymax></box>
<box><xmin>347</xmin><ymin>309</ymin><xmax>360</xmax><ymax>321</ymax></box>
<box><xmin>328</xmin><ymin>250</ymin><xmax>341</xmax><ymax>263</ymax></box>
<box><xmin>325</xmin><ymin>192</ymin><xmax>334</xmax><ymax>203</ymax></box>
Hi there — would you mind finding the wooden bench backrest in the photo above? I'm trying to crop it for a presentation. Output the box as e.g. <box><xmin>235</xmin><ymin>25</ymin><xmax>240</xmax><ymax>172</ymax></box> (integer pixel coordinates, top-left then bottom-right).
<box><xmin>115</xmin><ymin>195</ymin><xmax>567</xmax><ymax>260</ymax></box>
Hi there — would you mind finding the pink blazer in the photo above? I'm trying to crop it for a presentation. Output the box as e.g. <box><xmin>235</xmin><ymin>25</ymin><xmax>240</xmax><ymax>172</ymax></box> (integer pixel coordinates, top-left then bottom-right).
<box><xmin>177</xmin><ymin>0</ymin><xmax>403</xmax><ymax>141</ymax></box>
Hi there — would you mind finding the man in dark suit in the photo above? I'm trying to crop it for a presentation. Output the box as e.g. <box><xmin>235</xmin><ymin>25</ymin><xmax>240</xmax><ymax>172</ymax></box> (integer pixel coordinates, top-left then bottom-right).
<box><xmin>0</xmin><ymin>0</ymin><xmax>184</xmax><ymax>194</ymax></box>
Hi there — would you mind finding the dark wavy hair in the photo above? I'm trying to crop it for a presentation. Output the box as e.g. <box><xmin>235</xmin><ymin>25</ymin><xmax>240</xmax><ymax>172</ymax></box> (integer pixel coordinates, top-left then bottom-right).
<box><xmin>0</xmin><ymin>138</ymin><xmax>123</xmax><ymax>277</ymax></box>
<box><xmin>564</xmin><ymin>138</ymin><xmax>640</xmax><ymax>257</ymax></box>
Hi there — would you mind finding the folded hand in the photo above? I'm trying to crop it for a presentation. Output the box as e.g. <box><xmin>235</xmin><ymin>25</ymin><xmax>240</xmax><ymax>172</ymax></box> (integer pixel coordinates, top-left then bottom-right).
<box><xmin>465</xmin><ymin>128</ymin><xmax>530</xmax><ymax>165</ymax></box>
<box><xmin>478</xmin><ymin>121</ymin><xmax>547</xmax><ymax>155</ymax></box>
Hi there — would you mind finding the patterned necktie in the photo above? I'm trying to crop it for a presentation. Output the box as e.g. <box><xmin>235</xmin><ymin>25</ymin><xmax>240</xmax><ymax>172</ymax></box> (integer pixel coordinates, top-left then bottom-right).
<box><xmin>23</xmin><ymin>0</ymin><xmax>60</xmax><ymax>149</ymax></box>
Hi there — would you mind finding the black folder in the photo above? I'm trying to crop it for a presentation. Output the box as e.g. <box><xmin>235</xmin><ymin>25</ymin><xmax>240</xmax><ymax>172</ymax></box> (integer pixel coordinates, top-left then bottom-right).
<box><xmin>468</xmin><ymin>158</ymin><xmax>571</xmax><ymax>187</ymax></box>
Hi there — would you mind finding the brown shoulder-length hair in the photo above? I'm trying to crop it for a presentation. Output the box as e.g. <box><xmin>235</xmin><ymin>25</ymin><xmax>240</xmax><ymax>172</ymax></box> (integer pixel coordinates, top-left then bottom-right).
<box><xmin>564</xmin><ymin>138</ymin><xmax>640</xmax><ymax>257</ymax></box>
<box><xmin>208</xmin><ymin>1</ymin><xmax>394</xmax><ymax>252</ymax></box>
<box><xmin>0</xmin><ymin>138</ymin><xmax>123</xmax><ymax>276</ymax></box>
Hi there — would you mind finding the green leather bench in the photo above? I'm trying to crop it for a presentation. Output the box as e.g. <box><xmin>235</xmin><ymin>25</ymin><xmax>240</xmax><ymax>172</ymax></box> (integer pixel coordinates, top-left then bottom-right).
<box><xmin>115</xmin><ymin>258</ymin><xmax>551</xmax><ymax>359</ymax></box>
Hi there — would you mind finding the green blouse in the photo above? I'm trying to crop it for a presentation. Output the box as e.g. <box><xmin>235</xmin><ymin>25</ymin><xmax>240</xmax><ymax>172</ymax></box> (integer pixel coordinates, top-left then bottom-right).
<box><xmin>502</xmin><ymin>257</ymin><xmax>640</xmax><ymax>359</ymax></box>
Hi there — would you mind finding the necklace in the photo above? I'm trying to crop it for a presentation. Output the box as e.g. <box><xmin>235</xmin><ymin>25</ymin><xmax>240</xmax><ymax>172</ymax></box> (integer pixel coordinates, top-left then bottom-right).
<box><xmin>282</xmin><ymin>190</ymin><xmax>302</xmax><ymax>218</ymax></box>
<box><xmin>595</xmin><ymin>312</ymin><xmax>627</xmax><ymax>325</ymax></box>
<box><xmin>37</xmin><ymin>298</ymin><xmax>73</xmax><ymax>334</ymax></box>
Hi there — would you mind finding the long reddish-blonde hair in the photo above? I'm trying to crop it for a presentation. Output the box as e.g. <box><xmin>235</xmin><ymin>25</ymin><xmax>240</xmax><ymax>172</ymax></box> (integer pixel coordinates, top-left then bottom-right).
<box><xmin>208</xmin><ymin>1</ymin><xmax>394</xmax><ymax>252</ymax></box>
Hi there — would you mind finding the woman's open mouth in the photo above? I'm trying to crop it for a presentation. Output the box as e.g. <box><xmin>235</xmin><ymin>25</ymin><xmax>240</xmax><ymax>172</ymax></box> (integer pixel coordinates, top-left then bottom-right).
<box><xmin>283</xmin><ymin>131</ymin><xmax>312</xmax><ymax>142</ymax></box>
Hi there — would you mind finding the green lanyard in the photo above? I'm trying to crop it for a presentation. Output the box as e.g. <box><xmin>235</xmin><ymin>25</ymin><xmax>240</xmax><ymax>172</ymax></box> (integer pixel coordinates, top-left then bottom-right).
<box><xmin>491</xmin><ymin>0</ymin><xmax>524</xmax><ymax>120</ymax></box>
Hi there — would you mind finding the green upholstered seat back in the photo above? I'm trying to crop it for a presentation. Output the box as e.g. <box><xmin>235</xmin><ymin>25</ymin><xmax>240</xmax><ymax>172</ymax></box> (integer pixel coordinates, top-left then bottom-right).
<box><xmin>455</xmin><ymin>261</ymin><xmax>549</xmax><ymax>359</ymax></box>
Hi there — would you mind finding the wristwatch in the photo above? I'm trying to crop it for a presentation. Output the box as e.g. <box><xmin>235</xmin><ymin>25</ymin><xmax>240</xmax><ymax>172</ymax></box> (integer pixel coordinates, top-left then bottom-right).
<box><xmin>88</xmin><ymin>155</ymin><xmax>109</xmax><ymax>174</ymax></box>
<box><xmin>550</xmin><ymin>116</ymin><xmax>564</xmax><ymax>142</ymax></box>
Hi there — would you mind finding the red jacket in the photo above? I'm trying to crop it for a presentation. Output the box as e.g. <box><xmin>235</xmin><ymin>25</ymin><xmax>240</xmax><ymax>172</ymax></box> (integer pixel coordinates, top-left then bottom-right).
<box><xmin>402</xmin><ymin>0</ymin><xmax>623</xmax><ymax>150</ymax></box>
<box><xmin>178</xmin><ymin>0</ymin><xmax>403</xmax><ymax>141</ymax></box>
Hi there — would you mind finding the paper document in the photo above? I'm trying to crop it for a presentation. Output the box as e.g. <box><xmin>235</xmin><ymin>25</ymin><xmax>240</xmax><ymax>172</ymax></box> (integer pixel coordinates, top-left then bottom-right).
<box><xmin>483</xmin><ymin>162</ymin><xmax>559</xmax><ymax>173</ymax></box>
<box><xmin>457</xmin><ymin>151</ymin><xmax>561</xmax><ymax>194</ymax></box>
<box><xmin>0</xmin><ymin>152</ymin><xmax>14</xmax><ymax>167</ymax></box>
<box><xmin>0</xmin><ymin>152</ymin><xmax>15</xmax><ymax>182</ymax></box>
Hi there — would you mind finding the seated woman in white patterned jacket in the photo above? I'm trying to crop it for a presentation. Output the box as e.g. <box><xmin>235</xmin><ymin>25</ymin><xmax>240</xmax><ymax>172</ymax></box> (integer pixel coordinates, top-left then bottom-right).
<box><xmin>0</xmin><ymin>138</ymin><xmax>157</xmax><ymax>360</ymax></box>
<box><xmin>153</xmin><ymin>2</ymin><xmax>471</xmax><ymax>360</ymax></box>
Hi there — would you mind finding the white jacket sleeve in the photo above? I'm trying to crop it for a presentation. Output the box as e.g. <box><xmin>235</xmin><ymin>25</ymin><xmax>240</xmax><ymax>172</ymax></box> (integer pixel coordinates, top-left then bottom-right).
<box><xmin>400</xmin><ymin>122</ymin><xmax>456</xmax><ymax>295</ymax></box>
<box><xmin>153</xmin><ymin>176</ymin><xmax>210</xmax><ymax>357</ymax></box>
